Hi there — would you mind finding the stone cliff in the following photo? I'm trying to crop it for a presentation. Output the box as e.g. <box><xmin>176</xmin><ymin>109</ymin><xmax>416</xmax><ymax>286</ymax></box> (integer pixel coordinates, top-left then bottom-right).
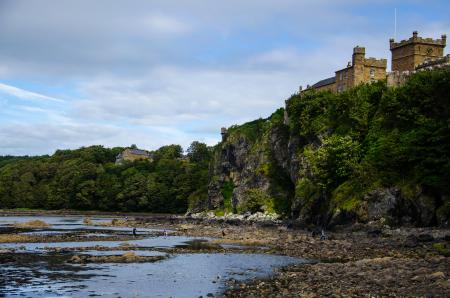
<box><xmin>202</xmin><ymin>111</ymin><xmax>294</xmax><ymax>217</ymax></box>
<box><xmin>191</xmin><ymin>70</ymin><xmax>450</xmax><ymax>227</ymax></box>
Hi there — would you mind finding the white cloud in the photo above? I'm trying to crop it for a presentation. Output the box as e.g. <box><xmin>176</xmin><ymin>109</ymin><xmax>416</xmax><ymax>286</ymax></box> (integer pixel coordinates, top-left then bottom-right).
<box><xmin>0</xmin><ymin>120</ymin><xmax>219</xmax><ymax>156</ymax></box>
<box><xmin>0</xmin><ymin>122</ymin><xmax>116</xmax><ymax>155</ymax></box>
<box><xmin>249</xmin><ymin>48</ymin><xmax>303</xmax><ymax>67</ymax></box>
<box><xmin>142</xmin><ymin>14</ymin><xmax>191</xmax><ymax>35</ymax></box>
<box><xmin>0</xmin><ymin>0</ymin><xmax>448</xmax><ymax>155</ymax></box>
<box><xmin>0</xmin><ymin>83</ymin><xmax>64</xmax><ymax>103</ymax></box>
<box><xmin>72</xmin><ymin>66</ymin><xmax>298</xmax><ymax>126</ymax></box>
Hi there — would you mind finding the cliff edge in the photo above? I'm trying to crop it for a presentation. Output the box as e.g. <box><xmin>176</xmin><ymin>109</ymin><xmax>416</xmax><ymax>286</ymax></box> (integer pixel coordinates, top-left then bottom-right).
<box><xmin>191</xmin><ymin>69</ymin><xmax>450</xmax><ymax>227</ymax></box>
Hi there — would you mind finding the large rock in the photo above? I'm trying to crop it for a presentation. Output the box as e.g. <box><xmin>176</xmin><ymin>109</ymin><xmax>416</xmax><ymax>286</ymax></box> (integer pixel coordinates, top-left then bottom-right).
<box><xmin>206</xmin><ymin>132</ymin><xmax>273</xmax><ymax>212</ymax></box>
<box><xmin>436</xmin><ymin>196</ymin><xmax>450</xmax><ymax>226</ymax></box>
<box><xmin>206</xmin><ymin>180</ymin><xmax>224</xmax><ymax>210</ymax></box>
<box><xmin>363</xmin><ymin>188</ymin><xmax>401</xmax><ymax>222</ymax></box>
<box><xmin>413</xmin><ymin>193</ymin><xmax>437</xmax><ymax>226</ymax></box>
<box><xmin>358</xmin><ymin>187</ymin><xmax>438</xmax><ymax>226</ymax></box>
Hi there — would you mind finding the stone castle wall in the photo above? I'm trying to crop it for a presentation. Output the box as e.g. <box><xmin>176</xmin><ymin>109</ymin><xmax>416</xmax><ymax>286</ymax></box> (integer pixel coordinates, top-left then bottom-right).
<box><xmin>121</xmin><ymin>150</ymin><xmax>150</xmax><ymax>162</ymax></box>
<box><xmin>416</xmin><ymin>54</ymin><xmax>450</xmax><ymax>70</ymax></box>
<box><xmin>386</xmin><ymin>71</ymin><xmax>412</xmax><ymax>87</ymax></box>
<box><xmin>387</xmin><ymin>54</ymin><xmax>450</xmax><ymax>87</ymax></box>
<box><xmin>334</xmin><ymin>49</ymin><xmax>387</xmax><ymax>93</ymax></box>
<box><xmin>116</xmin><ymin>148</ymin><xmax>152</xmax><ymax>164</ymax></box>
<box><xmin>357</xmin><ymin>58</ymin><xmax>387</xmax><ymax>85</ymax></box>
<box><xmin>314</xmin><ymin>82</ymin><xmax>336</xmax><ymax>93</ymax></box>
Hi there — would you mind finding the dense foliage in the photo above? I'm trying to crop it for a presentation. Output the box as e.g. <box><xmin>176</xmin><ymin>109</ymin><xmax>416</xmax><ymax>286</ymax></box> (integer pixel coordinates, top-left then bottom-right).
<box><xmin>0</xmin><ymin>143</ymin><xmax>212</xmax><ymax>213</ymax></box>
<box><xmin>206</xmin><ymin>69</ymin><xmax>450</xmax><ymax>224</ymax></box>
<box><xmin>286</xmin><ymin>69</ymin><xmax>450</xmax><ymax>222</ymax></box>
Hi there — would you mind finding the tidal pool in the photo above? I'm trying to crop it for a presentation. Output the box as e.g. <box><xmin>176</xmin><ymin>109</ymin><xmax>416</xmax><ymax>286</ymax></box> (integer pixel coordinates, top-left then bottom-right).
<box><xmin>0</xmin><ymin>215</ymin><xmax>306</xmax><ymax>297</ymax></box>
<box><xmin>0</xmin><ymin>215</ymin><xmax>166</xmax><ymax>233</ymax></box>
<box><xmin>0</xmin><ymin>235</ymin><xmax>212</xmax><ymax>251</ymax></box>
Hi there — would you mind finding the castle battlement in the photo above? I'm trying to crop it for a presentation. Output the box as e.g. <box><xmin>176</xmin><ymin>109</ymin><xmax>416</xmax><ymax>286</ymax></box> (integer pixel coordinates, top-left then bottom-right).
<box><xmin>353</xmin><ymin>46</ymin><xmax>365</xmax><ymax>54</ymax></box>
<box><xmin>390</xmin><ymin>31</ymin><xmax>446</xmax><ymax>49</ymax></box>
<box><xmin>387</xmin><ymin>54</ymin><xmax>449</xmax><ymax>87</ymax></box>
<box><xmin>364</xmin><ymin>58</ymin><xmax>387</xmax><ymax>67</ymax></box>
<box><xmin>416</xmin><ymin>54</ymin><xmax>450</xmax><ymax>70</ymax></box>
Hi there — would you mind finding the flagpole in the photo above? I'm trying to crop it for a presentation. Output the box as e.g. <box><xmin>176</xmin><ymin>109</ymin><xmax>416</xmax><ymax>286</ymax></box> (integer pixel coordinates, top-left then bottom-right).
<box><xmin>394</xmin><ymin>8</ymin><xmax>397</xmax><ymax>40</ymax></box>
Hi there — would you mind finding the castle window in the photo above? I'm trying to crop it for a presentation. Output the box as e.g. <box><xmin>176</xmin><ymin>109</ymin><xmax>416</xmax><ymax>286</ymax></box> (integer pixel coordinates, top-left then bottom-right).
<box><xmin>343</xmin><ymin>71</ymin><xmax>347</xmax><ymax>80</ymax></box>
<box><xmin>370</xmin><ymin>68</ymin><xmax>375</xmax><ymax>78</ymax></box>
<box><xmin>339</xmin><ymin>72</ymin><xmax>343</xmax><ymax>81</ymax></box>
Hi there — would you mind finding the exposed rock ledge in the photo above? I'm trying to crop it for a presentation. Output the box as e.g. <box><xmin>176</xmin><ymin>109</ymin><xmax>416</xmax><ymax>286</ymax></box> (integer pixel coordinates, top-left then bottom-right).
<box><xmin>187</xmin><ymin>211</ymin><xmax>281</xmax><ymax>223</ymax></box>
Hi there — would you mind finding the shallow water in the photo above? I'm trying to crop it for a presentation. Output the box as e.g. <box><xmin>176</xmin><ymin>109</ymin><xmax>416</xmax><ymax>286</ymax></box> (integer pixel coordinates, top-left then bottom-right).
<box><xmin>0</xmin><ymin>215</ymin><xmax>166</xmax><ymax>233</ymax></box>
<box><xmin>0</xmin><ymin>235</ymin><xmax>212</xmax><ymax>251</ymax></box>
<box><xmin>2</xmin><ymin>253</ymin><xmax>301</xmax><ymax>297</ymax></box>
<box><xmin>0</xmin><ymin>215</ymin><xmax>305</xmax><ymax>297</ymax></box>
<box><xmin>78</xmin><ymin>250</ymin><xmax>166</xmax><ymax>256</ymax></box>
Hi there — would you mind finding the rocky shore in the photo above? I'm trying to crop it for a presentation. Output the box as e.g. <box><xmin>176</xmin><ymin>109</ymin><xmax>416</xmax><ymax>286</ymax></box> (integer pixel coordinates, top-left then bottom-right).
<box><xmin>108</xmin><ymin>212</ymin><xmax>450</xmax><ymax>297</ymax></box>
<box><xmin>172</xmin><ymin>217</ymin><xmax>450</xmax><ymax>297</ymax></box>
<box><xmin>0</xmin><ymin>210</ymin><xmax>449</xmax><ymax>297</ymax></box>
<box><xmin>219</xmin><ymin>227</ymin><xmax>450</xmax><ymax>297</ymax></box>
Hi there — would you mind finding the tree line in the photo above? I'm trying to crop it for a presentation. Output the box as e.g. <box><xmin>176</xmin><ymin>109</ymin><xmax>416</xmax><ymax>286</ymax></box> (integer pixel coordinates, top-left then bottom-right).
<box><xmin>0</xmin><ymin>142</ymin><xmax>212</xmax><ymax>213</ymax></box>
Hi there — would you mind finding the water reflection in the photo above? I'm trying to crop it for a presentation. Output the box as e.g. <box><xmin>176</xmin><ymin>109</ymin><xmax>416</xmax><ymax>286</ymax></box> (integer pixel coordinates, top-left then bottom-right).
<box><xmin>0</xmin><ymin>215</ymin><xmax>305</xmax><ymax>297</ymax></box>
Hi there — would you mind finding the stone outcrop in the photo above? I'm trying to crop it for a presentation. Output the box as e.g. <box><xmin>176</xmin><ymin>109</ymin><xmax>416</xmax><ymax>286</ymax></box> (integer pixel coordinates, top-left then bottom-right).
<box><xmin>194</xmin><ymin>67</ymin><xmax>450</xmax><ymax>228</ymax></box>
<box><xmin>207</xmin><ymin>130</ymin><xmax>274</xmax><ymax>213</ymax></box>
<box><xmin>194</xmin><ymin>111</ymin><xmax>446</xmax><ymax>227</ymax></box>
<box><xmin>350</xmin><ymin>187</ymin><xmax>437</xmax><ymax>226</ymax></box>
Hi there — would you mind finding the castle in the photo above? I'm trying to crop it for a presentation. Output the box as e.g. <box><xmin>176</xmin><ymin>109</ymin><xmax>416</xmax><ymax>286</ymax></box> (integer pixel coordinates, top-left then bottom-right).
<box><xmin>302</xmin><ymin>31</ymin><xmax>447</xmax><ymax>94</ymax></box>
<box><xmin>115</xmin><ymin>147</ymin><xmax>153</xmax><ymax>165</ymax></box>
<box><xmin>390</xmin><ymin>31</ymin><xmax>446</xmax><ymax>72</ymax></box>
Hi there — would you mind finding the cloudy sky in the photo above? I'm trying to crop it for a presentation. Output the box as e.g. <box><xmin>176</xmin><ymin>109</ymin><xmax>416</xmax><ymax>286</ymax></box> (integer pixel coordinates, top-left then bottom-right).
<box><xmin>0</xmin><ymin>0</ymin><xmax>449</xmax><ymax>155</ymax></box>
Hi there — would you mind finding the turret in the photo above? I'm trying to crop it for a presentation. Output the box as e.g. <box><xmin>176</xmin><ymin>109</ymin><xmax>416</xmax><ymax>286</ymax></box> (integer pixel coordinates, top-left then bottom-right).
<box><xmin>390</xmin><ymin>31</ymin><xmax>447</xmax><ymax>72</ymax></box>
<box><xmin>352</xmin><ymin>46</ymin><xmax>365</xmax><ymax>65</ymax></box>
<box><xmin>221</xmin><ymin>127</ymin><xmax>228</xmax><ymax>142</ymax></box>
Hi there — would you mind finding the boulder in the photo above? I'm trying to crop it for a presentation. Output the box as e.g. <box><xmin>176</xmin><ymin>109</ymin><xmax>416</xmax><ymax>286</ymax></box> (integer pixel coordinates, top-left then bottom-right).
<box><xmin>413</xmin><ymin>194</ymin><xmax>437</xmax><ymax>226</ymax></box>
<box><xmin>417</xmin><ymin>233</ymin><xmax>434</xmax><ymax>242</ymax></box>
<box><xmin>364</xmin><ymin>188</ymin><xmax>400</xmax><ymax>222</ymax></box>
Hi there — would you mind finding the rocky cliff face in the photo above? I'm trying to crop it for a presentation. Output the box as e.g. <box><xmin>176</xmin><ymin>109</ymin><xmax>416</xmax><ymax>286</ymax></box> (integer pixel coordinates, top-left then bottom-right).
<box><xmin>207</xmin><ymin>134</ymin><xmax>269</xmax><ymax>210</ymax></box>
<box><xmin>195</xmin><ymin>112</ymin><xmax>446</xmax><ymax>227</ymax></box>
<box><xmin>199</xmin><ymin>113</ymin><xmax>301</xmax><ymax>220</ymax></box>
<box><xmin>194</xmin><ymin>71</ymin><xmax>450</xmax><ymax>227</ymax></box>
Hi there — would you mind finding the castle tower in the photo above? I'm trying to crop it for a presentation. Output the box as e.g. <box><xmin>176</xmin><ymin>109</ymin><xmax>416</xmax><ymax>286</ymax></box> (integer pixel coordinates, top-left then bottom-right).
<box><xmin>390</xmin><ymin>31</ymin><xmax>446</xmax><ymax>72</ymax></box>
<box><xmin>220</xmin><ymin>127</ymin><xmax>228</xmax><ymax>142</ymax></box>
<box><xmin>352</xmin><ymin>46</ymin><xmax>366</xmax><ymax>65</ymax></box>
<box><xmin>334</xmin><ymin>46</ymin><xmax>387</xmax><ymax>93</ymax></box>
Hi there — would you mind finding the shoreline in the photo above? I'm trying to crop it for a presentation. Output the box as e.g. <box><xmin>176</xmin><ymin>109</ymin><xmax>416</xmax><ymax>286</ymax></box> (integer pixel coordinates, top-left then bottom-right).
<box><xmin>0</xmin><ymin>208</ymin><xmax>181</xmax><ymax>218</ymax></box>
<box><xmin>1</xmin><ymin>210</ymin><xmax>449</xmax><ymax>297</ymax></box>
